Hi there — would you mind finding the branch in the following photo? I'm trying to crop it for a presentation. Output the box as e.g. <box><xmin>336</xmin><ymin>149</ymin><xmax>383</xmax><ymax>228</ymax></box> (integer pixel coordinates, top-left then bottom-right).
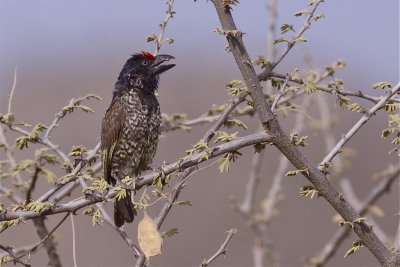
<box><xmin>320</xmin><ymin>83</ymin><xmax>400</xmax><ymax>168</ymax></box>
<box><xmin>340</xmin><ymin>179</ymin><xmax>388</xmax><ymax>241</ymax></box>
<box><xmin>0</xmin><ymin>244</ymin><xmax>30</xmax><ymax>267</ymax></box>
<box><xmin>200</xmin><ymin>228</ymin><xmax>237</xmax><ymax>267</ymax></box>
<box><xmin>153</xmin><ymin>0</ymin><xmax>175</xmax><ymax>55</ymax></box>
<box><xmin>270</xmin><ymin>74</ymin><xmax>289</xmax><ymax>112</ymax></box>
<box><xmin>135</xmin><ymin>89</ymin><xmax>250</xmax><ymax>267</ymax></box>
<box><xmin>78</xmin><ymin>178</ymin><xmax>141</xmax><ymax>257</ymax></box>
<box><xmin>32</xmin><ymin>217</ymin><xmax>62</xmax><ymax>267</ymax></box>
<box><xmin>0</xmin><ymin>132</ymin><xmax>270</xmax><ymax>222</ymax></box>
<box><xmin>0</xmin><ymin>213</ymin><xmax>69</xmax><ymax>265</ymax></box>
<box><xmin>307</xmin><ymin>165</ymin><xmax>400</xmax><ymax>267</ymax></box>
<box><xmin>101</xmin><ymin>209</ymin><xmax>141</xmax><ymax>257</ymax></box>
<box><xmin>7</xmin><ymin>67</ymin><xmax>18</xmax><ymax>115</ymax></box>
<box><xmin>269</xmin><ymin>71</ymin><xmax>400</xmax><ymax>104</ymax></box>
<box><xmin>271</xmin><ymin>0</ymin><xmax>324</xmax><ymax>69</ymax></box>
<box><xmin>211</xmin><ymin>1</ymin><xmax>396</xmax><ymax>265</ymax></box>
<box><xmin>0</xmin><ymin>125</ymin><xmax>26</xmax><ymax>192</ymax></box>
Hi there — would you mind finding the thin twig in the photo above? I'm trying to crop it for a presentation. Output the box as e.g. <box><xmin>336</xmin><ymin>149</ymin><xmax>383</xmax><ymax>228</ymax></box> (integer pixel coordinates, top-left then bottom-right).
<box><xmin>0</xmin><ymin>125</ymin><xmax>26</xmax><ymax>190</ymax></box>
<box><xmin>7</xmin><ymin>67</ymin><xmax>18</xmax><ymax>115</ymax></box>
<box><xmin>270</xmin><ymin>74</ymin><xmax>290</xmax><ymax>112</ymax></box>
<box><xmin>200</xmin><ymin>228</ymin><xmax>238</xmax><ymax>267</ymax></box>
<box><xmin>101</xmin><ymin>208</ymin><xmax>141</xmax><ymax>257</ymax></box>
<box><xmin>269</xmin><ymin>71</ymin><xmax>400</xmax><ymax>104</ymax></box>
<box><xmin>340</xmin><ymin>179</ymin><xmax>387</xmax><ymax>241</ymax></box>
<box><xmin>32</xmin><ymin>217</ymin><xmax>62</xmax><ymax>267</ymax></box>
<box><xmin>271</xmin><ymin>0</ymin><xmax>324</xmax><ymax>69</ymax></box>
<box><xmin>71</xmin><ymin>214</ymin><xmax>77</xmax><ymax>267</ymax></box>
<box><xmin>26</xmin><ymin>166</ymin><xmax>40</xmax><ymax>203</ymax></box>
<box><xmin>0</xmin><ymin>213</ymin><xmax>71</xmax><ymax>262</ymax></box>
<box><xmin>0</xmin><ymin>244</ymin><xmax>30</xmax><ymax>267</ymax></box>
<box><xmin>238</xmin><ymin>150</ymin><xmax>264</xmax><ymax>215</ymax></box>
<box><xmin>320</xmin><ymin>82</ymin><xmax>400</xmax><ymax>169</ymax></box>
<box><xmin>78</xmin><ymin>178</ymin><xmax>141</xmax><ymax>257</ymax></box>
<box><xmin>154</xmin><ymin>0</ymin><xmax>175</xmax><ymax>55</ymax></box>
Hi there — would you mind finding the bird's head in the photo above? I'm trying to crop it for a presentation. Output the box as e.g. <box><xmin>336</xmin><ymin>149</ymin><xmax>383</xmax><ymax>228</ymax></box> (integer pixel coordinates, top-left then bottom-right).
<box><xmin>115</xmin><ymin>51</ymin><xmax>175</xmax><ymax>95</ymax></box>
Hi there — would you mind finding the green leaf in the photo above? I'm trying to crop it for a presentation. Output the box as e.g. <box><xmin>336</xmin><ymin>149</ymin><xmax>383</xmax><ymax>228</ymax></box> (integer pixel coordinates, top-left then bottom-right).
<box><xmin>223</xmin><ymin>0</ymin><xmax>239</xmax><ymax>7</ymax></box>
<box><xmin>336</xmin><ymin>96</ymin><xmax>350</xmax><ymax>109</ymax></box>
<box><xmin>225</xmin><ymin>119</ymin><xmax>248</xmax><ymax>130</ymax></box>
<box><xmin>384</xmin><ymin>102</ymin><xmax>400</xmax><ymax>112</ymax></box>
<box><xmin>218</xmin><ymin>151</ymin><xmax>242</xmax><ymax>173</ymax></box>
<box><xmin>207</xmin><ymin>104</ymin><xmax>227</xmax><ymax>116</ymax></box>
<box><xmin>30</xmin><ymin>123</ymin><xmax>47</xmax><ymax>139</ymax></box>
<box><xmin>344</xmin><ymin>240</ymin><xmax>364</xmax><ymax>258</ymax></box>
<box><xmin>78</xmin><ymin>105</ymin><xmax>94</xmax><ymax>114</ymax></box>
<box><xmin>252</xmin><ymin>55</ymin><xmax>267</xmax><ymax>66</ymax></box>
<box><xmin>285</xmin><ymin>168</ymin><xmax>309</xmax><ymax>177</ymax></box>
<box><xmin>302</xmin><ymin>82</ymin><xmax>318</xmax><ymax>94</ymax></box>
<box><xmin>25</xmin><ymin>200</ymin><xmax>53</xmax><ymax>213</ymax></box>
<box><xmin>273</xmin><ymin>37</ymin><xmax>288</xmax><ymax>45</ymax></box>
<box><xmin>35</xmin><ymin>148</ymin><xmax>60</xmax><ymax>164</ymax></box>
<box><xmin>173</xmin><ymin>200</ymin><xmax>192</xmax><ymax>206</ymax></box>
<box><xmin>40</xmin><ymin>167</ymin><xmax>56</xmax><ymax>183</ymax></box>
<box><xmin>372</xmin><ymin>81</ymin><xmax>392</xmax><ymax>90</ymax></box>
<box><xmin>84</xmin><ymin>93</ymin><xmax>102</xmax><ymax>101</ymax></box>
<box><xmin>69</xmin><ymin>145</ymin><xmax>88</xmax><ymax>157</ymax></box>
<box><xmin>185</xmin><ymin>139</ymin><xmax>210</xmax><ymax>156</ymax></box>
<box><xmin>280</xmin><ymin>23</ymin><xmax>294</xmax><ymax>34</ymax></box>
<box><xmin>0</xmin><ymin>256</ymin><xmax>13</xmax><ymax>265</ymax></box>
<box><xmin>226</xmin><ymin>79</ymin><xmax>246</xmax><ymax>96</ymax></box>
<box><xmin>290</xmin><ymin>133</ymin><xmax>308</xmax><ymax>147</ymax></box>
<box><xmin>164</xmin><ymin>37</ymin><xmax>174</xmax><ymax>44</ymax></box>
<box><xmin>10</xmin><ymin>159</ymin><xmax>35</xmax><ymax>175</ymax></box>
<box><xmin>254</xmin><ymin>143</ymin><xmax>266</xmax><ymax>153</ymax></box>
<box><xmin>214</xmin><ymin>131</ymin><xmax>238</xmax><ymax>143</ymax></box>
<box><xmin>83</xmin><ymin>207</ymin><xmax>102</xmax><ymax>226</ymax></box>
<box><xmin>313</xmin><ymin>13</ymin><xmax>325</xmax><ymax>21</ymax></box>
<box><xmin>146</xmin><ymin>34</ymin><xmax>158</xmax><ymax>43</ymax></box>
<box><xmin>115</xmin><ymin>187</ymin><xmax>127</xmax><ymax>201</ymax></box>
<box><xmin>294</xmin><ymin>9</ymin><xmax>308</xmax><ymax>17</ymax></box>
<box><xmin>162</xmin><ymin>228</ymin><xmax>179</xmax><ymax>238</ymax></box>
<box><xmin>0</xmin><ymin>218</ymin><xmax>22</xmax><ymax>228</ymax></box>
<box><xmin>348</xmin><ymin>103</ymin><xmax>366</xmax><ymax>113</ymax></box>
<box><xmin>299</xmin><ymin>185</ymin><xmax>319</xmax><ymax>199</ymax></box>
<box><xmin>294</xmin><ymin>36</ymin><xmax>307</xmax><ymax>43</ymax></box>
<box><xmin>381</xmin><ymin>128</ymin><xmax>394</xmax><ymax>139</ymax></box>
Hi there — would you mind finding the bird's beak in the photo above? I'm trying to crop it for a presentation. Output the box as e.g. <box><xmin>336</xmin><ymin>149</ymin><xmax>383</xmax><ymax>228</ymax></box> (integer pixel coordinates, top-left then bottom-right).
<box><xmin>151</xmin><ymin>54</ymin><xmax>175</xmax><ymax>75</ymax></box>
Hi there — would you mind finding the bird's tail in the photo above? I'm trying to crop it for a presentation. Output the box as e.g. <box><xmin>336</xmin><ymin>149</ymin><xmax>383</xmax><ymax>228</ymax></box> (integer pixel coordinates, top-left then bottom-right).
<box><xmin>114</xmin><ymin>190</ymin><xmax>136</xmax><ymax>227</ymax></box>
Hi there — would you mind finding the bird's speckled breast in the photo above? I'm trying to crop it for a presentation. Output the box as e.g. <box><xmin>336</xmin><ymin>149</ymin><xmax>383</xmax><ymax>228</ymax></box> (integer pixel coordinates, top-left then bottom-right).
<box><xmin>111</xmin><ymin>89</ymin><xmax>161</xmax><ymax>179</ymax></box>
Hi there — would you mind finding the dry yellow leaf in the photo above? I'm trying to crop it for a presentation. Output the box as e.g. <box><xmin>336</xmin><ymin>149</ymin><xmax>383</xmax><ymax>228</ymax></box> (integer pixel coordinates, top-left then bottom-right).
<box><xmin>138</xmin><ymin>211</ymin><xmax>163</xmax><ymax>260</ymax></box>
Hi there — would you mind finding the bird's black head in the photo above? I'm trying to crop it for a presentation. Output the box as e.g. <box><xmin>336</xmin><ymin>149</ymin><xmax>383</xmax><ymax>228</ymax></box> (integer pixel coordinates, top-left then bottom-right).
<box><xmin>115</xmin><ymin>51</ymin><xmax>175</xmax><ymax>96</ymax></box>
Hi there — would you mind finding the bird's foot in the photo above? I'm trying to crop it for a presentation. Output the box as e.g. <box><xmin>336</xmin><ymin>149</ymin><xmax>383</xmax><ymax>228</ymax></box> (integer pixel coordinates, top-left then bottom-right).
<box><xmin>111</xmin><ymin>174</ymin><xmax>136</xmax><ymax>191</ymax></box>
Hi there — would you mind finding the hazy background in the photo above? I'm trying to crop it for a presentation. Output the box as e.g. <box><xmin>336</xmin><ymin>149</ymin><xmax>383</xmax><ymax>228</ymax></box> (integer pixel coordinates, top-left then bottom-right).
<box><xmin>0</xmin><ymin>0</ymin><xmax>399</xmax><ymax>266</ymax></box>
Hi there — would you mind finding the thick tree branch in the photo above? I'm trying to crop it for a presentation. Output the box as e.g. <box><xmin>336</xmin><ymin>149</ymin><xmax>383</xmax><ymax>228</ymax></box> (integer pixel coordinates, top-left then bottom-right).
<box><xmin>0</xmin><ymin>132</ymin><xmax>270</xmax><ymax>222</ymax></box>
<box><xmin>211</xmin><ymin>1</ymin><xmax>397</xmax><ymax>265</ymax></box>
<box><xmin>307</xmin><ymin>165</ymin><xmax>400</xmax><ymax>267</ymax></box>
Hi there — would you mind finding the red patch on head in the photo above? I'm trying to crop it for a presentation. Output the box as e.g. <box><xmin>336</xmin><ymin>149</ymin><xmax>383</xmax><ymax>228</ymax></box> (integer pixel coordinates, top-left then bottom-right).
<box><xmin>140</xmin><ymin>51</ymin><xmax>155</xmax><ymax>60</ymax></box>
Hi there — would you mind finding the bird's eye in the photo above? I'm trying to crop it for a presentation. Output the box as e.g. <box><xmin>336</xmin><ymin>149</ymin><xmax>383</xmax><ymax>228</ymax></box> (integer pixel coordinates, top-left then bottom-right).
<box><xmin>142</xmin><ymin>61</ymin><xmax>148</xmax><ymax>66</ymax></box>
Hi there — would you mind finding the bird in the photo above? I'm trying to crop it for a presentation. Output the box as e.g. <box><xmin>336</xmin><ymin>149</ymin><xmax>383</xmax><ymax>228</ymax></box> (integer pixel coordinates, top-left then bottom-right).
<box><xmin>101</xmin><ymin>51</ymin><xmax>175</xmax><ymax>227</ymax></box>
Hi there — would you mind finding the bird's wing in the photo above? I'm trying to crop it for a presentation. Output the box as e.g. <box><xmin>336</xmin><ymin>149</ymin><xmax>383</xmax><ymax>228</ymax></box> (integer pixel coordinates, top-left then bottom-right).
<box><xmin>101</xmin><ymin>98</ymin><xmax>126</xmax><ymax>184</ymax></box>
